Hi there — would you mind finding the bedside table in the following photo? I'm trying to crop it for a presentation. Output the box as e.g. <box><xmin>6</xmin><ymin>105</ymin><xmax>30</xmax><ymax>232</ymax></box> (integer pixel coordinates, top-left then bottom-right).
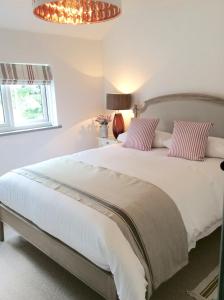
<box><xmin>98</xmin><ymin>137</ymin><xmax>119</xmax><ymax>147</ymax></box>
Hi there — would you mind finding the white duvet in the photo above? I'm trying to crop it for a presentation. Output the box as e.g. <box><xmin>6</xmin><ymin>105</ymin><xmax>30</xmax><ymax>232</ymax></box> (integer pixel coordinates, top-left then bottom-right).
<box><xmin>0</xmin><ymin>145</ymin><xmax>223</xmax><ymax>300</ymax></box>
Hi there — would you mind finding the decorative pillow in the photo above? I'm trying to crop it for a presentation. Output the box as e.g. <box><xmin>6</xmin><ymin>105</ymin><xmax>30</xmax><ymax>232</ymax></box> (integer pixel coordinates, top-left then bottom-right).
<box><xmin>164</xmin><ymin>135</ymin><xmax>224</xmax><ymax>159</ymax></box>
<box><xmin>205</xmin><ymin>136</ymin><xmax>224</xmax><ymax>159</ymax></box>
<box><xmin>168</xmin><ymin>121</ymin><xmax>213</xmax><ymax>161</ymax></box>
<box><xmin>152</xmin><ymin>131</ymin><xmax>172</xmax><ymax>148</ymax></box>
<box><xmin>123</xmin><ymin>118</ymin><xmax>159</xmax><ymax>151</ymax></box>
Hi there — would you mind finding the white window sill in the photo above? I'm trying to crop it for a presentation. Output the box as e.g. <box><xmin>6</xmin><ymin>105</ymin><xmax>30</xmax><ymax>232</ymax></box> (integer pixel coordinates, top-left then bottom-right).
<box><xmin>0</xmin><ymin>125</ymin><xmax>62</xmax><ymax>137</ymax></box>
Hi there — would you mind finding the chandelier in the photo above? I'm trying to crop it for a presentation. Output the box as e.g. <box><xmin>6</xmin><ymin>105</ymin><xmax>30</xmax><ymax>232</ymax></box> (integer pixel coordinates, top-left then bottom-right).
<box><xmin>32</xmin><ymin>0</ymin><xmax>121</xmax><ymax>24</ymax></box>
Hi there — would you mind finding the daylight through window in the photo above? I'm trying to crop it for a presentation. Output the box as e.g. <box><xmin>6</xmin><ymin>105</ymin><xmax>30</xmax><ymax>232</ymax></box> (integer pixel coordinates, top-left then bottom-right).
<box><xmin>0</xmin><ymin>63</ymin><xmax>58</xmax><ymax>134</ymax></box>
<box><xmin>0</xmin><ymin>93</ymin><xmax>4</xmax><ymax>125</ymax></box>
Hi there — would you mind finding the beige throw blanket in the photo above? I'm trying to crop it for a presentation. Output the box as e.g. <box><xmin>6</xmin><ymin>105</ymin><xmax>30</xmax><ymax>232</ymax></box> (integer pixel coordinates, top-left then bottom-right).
<box><xmin>14</xmin><ymin>156</ymin><xmax>188</xmax><ymax>299</ymax></box>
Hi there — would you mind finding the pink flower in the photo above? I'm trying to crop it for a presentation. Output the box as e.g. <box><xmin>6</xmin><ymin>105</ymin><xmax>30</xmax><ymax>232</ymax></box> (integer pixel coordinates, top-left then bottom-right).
<box><xmin>95</xmin><ymin>114</ymin><xmax>112</xmax><ymax>125</ymax></box>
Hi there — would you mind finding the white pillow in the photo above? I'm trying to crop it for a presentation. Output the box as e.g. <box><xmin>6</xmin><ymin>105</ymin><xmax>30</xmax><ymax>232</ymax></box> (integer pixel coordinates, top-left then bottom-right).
<box><xmin>117</xmin><ymin>130</ymin><xmax>171</xmax><ymax>148</ymax></box>
<box><xmin>117</xmin><ymin>132</ymin><xmax>127</xmax><ymax>143</ymax></box>
<box><xmin>152</xmin><ymin>130</ymin><xmax>171</xmax><ymax>148</ymax></box>
<box><xmin>163</xmin><ymin>138</ymin><xmax>171</xmax><ymax>148</ymax></box>
<box><xmin>164</xmin><ymin>136</ymin><xmax>224</xmax><ymax>159</ymax></box>
<box><xmin>205</xmin><ymin>136</ymin><xmax>224</xmax><ymax>158</ymax></box>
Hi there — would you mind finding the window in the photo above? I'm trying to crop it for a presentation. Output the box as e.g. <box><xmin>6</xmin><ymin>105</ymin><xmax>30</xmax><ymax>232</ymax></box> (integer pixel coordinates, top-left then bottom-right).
<box><xmin>0</xmin><ymin>94</ymin><xmax>4</xmax><ymax>125</ymax></box>
<box><xmin>0</xmin><ymin>63</ymin><xmax>58</xmax><ymax>134</ymax></box>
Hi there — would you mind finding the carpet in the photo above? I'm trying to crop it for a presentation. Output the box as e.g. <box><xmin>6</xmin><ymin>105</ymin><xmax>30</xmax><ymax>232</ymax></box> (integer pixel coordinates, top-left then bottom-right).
<box><xmin>0</xmin><ymin>225</ymin><xmax>221</xmax><ymax>300</ymax></box>
<box><xmin>0</xmin><ymin>226</ymin><xmax>103</xmax><ymax>300</ymax></box>
<box><xmin>189</xmin><ymin>268</ymin><xmax>219</xmax><ymax>300</ymax></box>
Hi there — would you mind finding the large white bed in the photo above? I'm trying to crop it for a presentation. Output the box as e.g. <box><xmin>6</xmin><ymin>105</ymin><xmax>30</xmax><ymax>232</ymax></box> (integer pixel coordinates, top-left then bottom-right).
<box><xmin>0</xmin><ymin>145</ymin><xmax>223</xmax><ymax>300</ymax></box>
<box><xmin>0</xmin><ymin>93</ymin><xmax>224</xmax><ymax>300</ymax></box>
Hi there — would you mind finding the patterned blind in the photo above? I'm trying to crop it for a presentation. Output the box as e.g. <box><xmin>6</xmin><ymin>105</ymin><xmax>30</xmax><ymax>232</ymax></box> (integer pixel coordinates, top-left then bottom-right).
<box><xmin>0</xmin><ymin>63</ymin><xmax>53</xmax><ymax>85</ymax></box>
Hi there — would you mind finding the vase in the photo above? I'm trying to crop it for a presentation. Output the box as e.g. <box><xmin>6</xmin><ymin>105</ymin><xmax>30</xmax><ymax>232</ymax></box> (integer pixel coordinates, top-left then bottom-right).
<box><xmin>99</xmin><ymin>125</ymin><xmax>108</xmax><ymax>138</ymax></box>
<box><xmin>112</xmin><ymin>113</ymin><xmax>125</xmax><ymax>139</ymax></box>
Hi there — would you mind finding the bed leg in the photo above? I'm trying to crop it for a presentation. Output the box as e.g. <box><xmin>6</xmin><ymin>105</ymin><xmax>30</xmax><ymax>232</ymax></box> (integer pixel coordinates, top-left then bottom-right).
<box><xmin>0</xmin><ymin>221</ymin><xmax>4</xmax><ymax>242</ymax></box>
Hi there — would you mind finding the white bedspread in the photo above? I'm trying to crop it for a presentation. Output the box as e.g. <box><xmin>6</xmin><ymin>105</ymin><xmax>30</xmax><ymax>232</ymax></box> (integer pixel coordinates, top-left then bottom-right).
<box><xmin>0</xmin><ymin>145</ymin><xmax>223</xmax><ymax>300</ymax></box>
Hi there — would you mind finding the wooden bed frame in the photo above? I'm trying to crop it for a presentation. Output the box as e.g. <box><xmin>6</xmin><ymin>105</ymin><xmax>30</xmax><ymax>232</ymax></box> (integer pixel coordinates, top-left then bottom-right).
<box><xmin>1</xmin><ymin>93</ymin><xmax>224</xmax><ymax>300</ymax></box>
<box><xmin>0</xmin><ymin>204</ymin><xmax>117</xmax><ymax>300</ymax></box>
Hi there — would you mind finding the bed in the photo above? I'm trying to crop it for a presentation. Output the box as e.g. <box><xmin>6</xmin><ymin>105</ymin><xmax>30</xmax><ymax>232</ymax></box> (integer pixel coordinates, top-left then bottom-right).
<box><xmin>0</xmin><ymin>93</ymin><xmax>224</xmax><ymax>300</ymax></box>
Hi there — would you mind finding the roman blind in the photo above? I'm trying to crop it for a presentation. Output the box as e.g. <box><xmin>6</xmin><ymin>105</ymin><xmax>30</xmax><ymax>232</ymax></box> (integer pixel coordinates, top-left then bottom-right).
<box><xmin>0</xmin><ymin>63</ymin><xmax>53</xmax><ymax>85</ymax></box>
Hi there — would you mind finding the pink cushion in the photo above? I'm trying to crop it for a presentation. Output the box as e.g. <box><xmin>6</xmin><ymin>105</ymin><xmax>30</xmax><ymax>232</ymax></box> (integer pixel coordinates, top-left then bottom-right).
<box><xmin>123</xmin><ymin>118</ymin><xmax>159</xmax><ymax>151</ymax></box>
<box><xmin>168</xmin><ymin>121</ymin><xmax>213</xmax><ymax>161</ymax></box>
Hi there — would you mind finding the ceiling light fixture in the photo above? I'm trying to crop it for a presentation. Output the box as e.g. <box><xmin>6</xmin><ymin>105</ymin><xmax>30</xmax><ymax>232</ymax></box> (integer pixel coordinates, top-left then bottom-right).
<box><xmin>32</xmin><ymin>0</ymin><xmax>121</xmax><ymax>25</ymax></box>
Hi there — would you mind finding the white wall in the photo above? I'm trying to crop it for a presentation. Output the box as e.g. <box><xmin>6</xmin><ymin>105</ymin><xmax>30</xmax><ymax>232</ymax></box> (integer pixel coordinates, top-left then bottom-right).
<box><xmin>103</xmin><ymin>0</ymin><xmax>224</xmax><ymax>103</ymax></box>
<box><xmin>1</xmin><ymin>0</ymin><xmax>224</xmax><ymax>174</ymax></box>
<box><xmin>0</xmin><ymin>29</ymin><xmax>103</xmax><ymax>175</ymax></box>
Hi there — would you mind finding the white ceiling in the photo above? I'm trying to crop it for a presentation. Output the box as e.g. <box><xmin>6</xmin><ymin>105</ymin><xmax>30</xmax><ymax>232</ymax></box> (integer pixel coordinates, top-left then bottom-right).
<box><xmin>0</xmin><ymin>0</ymin><xmax>118</xmax><ymax>40</ymax></box>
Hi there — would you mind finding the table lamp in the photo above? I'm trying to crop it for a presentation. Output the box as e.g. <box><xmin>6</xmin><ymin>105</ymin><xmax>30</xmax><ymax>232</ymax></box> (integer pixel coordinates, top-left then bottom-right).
<box><xmin>106</xmin><ymin>93</ymin><xmax>132</xmax><ymax>139</ymax></box>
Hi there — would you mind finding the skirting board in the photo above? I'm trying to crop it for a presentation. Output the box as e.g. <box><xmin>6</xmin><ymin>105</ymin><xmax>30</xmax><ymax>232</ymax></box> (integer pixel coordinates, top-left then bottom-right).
<box><xmin>0</xmin><ymin>203</ymin><xmax>118</xmax><ymax>300</ymax></box>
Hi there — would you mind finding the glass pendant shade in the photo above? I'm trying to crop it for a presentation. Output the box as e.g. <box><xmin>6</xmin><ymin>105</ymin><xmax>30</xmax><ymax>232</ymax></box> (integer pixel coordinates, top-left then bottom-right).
<box><xmin>32</xmin><ymin>0</ymin><xmax>121</xmax><ymax>24</ymax></box>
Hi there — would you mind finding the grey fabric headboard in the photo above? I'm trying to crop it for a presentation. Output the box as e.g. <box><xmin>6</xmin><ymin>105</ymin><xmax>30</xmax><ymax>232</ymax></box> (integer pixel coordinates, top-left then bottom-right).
<box><xmin>139</xmin><ymin>93</ymin><xmax>224</xmax><ymax>138</ymax></box>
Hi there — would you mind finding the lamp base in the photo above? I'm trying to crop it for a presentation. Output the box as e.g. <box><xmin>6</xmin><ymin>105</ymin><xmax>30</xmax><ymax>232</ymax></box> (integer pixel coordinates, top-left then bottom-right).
<box><xmin>113</xmin><ymin>113</ymin><xmax>125</xmax><ymax>139</ymax></box>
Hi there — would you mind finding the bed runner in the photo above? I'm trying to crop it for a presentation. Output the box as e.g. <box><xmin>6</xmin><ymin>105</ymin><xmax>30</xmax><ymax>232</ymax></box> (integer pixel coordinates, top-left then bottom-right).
<box><xmin>14</xmin><ymin>156</ymin><xmax>188</xmax><ymax>299</ymax></box>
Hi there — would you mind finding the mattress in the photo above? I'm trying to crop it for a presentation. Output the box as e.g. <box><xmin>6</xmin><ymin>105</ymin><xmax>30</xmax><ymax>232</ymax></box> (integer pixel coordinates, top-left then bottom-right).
<box><xmin>0</xmin><ymin>145</ymin><xmax>223</xmax><ymax>300</ymax></box>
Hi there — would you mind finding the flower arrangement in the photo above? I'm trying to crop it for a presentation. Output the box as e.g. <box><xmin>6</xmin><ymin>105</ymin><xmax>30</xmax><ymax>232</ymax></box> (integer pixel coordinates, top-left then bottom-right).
<box><xmin>95</xmin><ymin>114</ymin><xmax>112</xmax><ymax>126</ymax></box>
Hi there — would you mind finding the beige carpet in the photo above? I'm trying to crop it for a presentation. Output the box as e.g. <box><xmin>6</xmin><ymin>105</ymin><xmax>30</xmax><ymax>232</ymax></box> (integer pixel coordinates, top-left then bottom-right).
<box><xmin>0</xmin><ymin>225</ymin><xmax>221</xmax><ymax>300</ymax></box>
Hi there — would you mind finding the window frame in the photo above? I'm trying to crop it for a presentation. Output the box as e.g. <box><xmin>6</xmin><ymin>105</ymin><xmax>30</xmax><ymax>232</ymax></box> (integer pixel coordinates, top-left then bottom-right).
<box><xmin>0</xmin><ymin>83</ymin><xmax>58</xmax><ymax>134</ymax></box>
<box><xmin>0</xmin><ymin>87</ymin><xmax>10</xmax><ymax>130</ymax></box>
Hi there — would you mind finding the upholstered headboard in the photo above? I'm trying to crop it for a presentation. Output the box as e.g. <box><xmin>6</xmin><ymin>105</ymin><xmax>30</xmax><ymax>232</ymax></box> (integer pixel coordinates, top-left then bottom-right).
<box><xmin>137</xmin><ymin>93</ymin><xmax>224</xmax><ymax>138</ymax></box>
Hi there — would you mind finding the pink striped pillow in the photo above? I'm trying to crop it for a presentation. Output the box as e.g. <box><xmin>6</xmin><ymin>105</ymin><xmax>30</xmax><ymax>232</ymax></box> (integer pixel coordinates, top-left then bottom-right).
<box><xmin>123</xmin><ymin>118</ymin><xmax>159</xmax><ymax>151</ymax></box>
<box><xmin>168</xmin><ymin>121</ymin><xmax>212</xmax><ymax>161</ymax></box>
